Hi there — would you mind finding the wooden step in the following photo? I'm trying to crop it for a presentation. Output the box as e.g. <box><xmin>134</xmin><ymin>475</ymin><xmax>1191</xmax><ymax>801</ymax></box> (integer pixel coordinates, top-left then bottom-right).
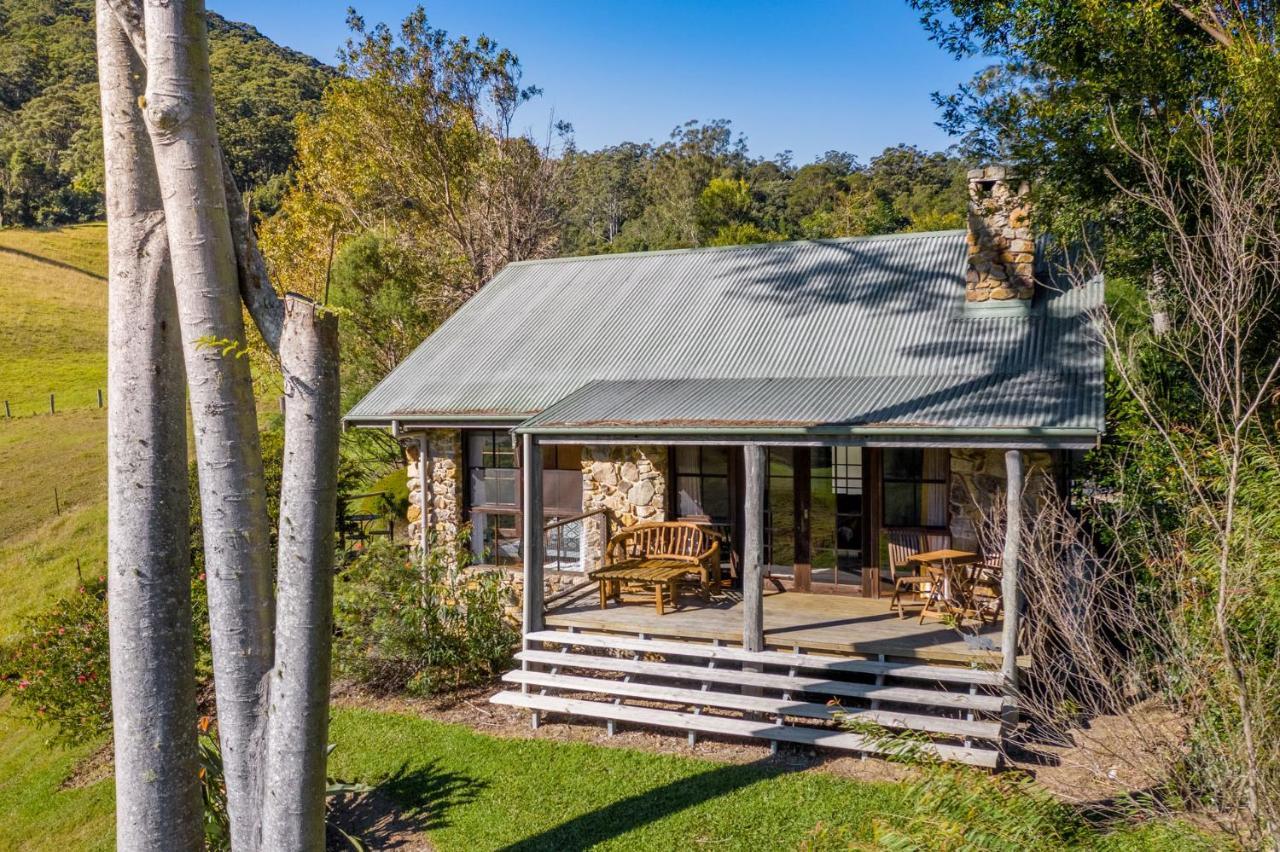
<box><xmin>516</xmin><ymin>650</ymin><xmax>1003</xmax><ymax>713</ymax></box>
<box><xmin>503</xmin><ymin>669</ymin><xmax>1002</xmax><ymax>741</ymax></box>
<box><xmin>490</xmin><ymin>690</ymin><xmax>1000</xmax><ymax>768</ymax></box>
<box><xmin>525</xmin><ymin>630</ymin><xmax>1002</xmax><ymax>687</ymax></box>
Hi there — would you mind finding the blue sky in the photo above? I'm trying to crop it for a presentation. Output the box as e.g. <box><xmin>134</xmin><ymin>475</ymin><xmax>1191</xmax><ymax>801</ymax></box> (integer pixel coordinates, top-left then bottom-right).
<box><xmin>210</xmin><ymin>1</ymin><xmax>988</xmax><ymax>165</ymax></box>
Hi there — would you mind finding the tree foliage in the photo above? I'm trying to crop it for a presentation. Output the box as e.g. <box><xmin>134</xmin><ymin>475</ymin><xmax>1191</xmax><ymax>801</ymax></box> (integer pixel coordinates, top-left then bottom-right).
<box><xmin>0</xmin><ymin>0</ymin><xmax>331</xmax><ymax>226</ymax></box>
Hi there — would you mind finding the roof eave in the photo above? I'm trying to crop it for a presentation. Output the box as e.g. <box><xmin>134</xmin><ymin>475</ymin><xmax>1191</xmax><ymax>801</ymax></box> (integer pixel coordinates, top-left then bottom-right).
<box><xmin>515</xmin><ymin>421</ymin><xmax>1102</xmax><ymax>450</ymax></box>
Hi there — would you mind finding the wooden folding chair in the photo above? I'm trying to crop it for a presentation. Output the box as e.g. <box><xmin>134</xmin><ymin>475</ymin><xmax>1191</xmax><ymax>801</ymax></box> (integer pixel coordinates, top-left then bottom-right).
<box><xmin>886</xmin><ymin>530</ymin><xmax>931</xmax><ymax>618</ymax></box>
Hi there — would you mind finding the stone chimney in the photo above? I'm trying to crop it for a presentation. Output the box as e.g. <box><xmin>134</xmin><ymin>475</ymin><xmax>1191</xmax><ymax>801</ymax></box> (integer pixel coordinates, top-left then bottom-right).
<box><xmin>965</xmin><ymin>165</ymin><xmax>1034</xmax><ymax>302</ymax></box>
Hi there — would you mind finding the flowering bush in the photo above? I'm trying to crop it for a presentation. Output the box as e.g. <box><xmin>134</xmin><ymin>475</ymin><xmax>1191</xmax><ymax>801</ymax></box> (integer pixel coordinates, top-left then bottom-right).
<box><xmin>334</xmin><ymin>537</ymin><xmax>518</xmax><ymax>695</ymax></box>
<box><xmin>0</xmin><ymin>576</ymin><xmax>110</xmax><ymax>743</ymax></box>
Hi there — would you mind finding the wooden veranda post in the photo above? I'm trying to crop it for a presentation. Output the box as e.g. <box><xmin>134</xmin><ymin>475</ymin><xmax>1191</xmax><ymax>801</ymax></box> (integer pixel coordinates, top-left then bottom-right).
<box><xmin>1001</xmin><ymin>449</ymin><xmax>1023</xmax><ymax>727</ymax></box>
<box><xmin>742</xmin><ymin>443</ymin><xmax>766</xmax><ymax>652</ymax></box>
<box><xmin>522</xmin><ymin>433</ymin><xmax>545</xmax><ymax>635</ymax></box>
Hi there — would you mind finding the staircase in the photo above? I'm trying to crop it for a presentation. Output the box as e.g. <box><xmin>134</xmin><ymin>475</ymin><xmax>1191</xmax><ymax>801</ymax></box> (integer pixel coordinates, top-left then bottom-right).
<box><xmin>490</xmin><ymin>629</ymin><xmax>1007</xmax><ymax>768</ymax></box>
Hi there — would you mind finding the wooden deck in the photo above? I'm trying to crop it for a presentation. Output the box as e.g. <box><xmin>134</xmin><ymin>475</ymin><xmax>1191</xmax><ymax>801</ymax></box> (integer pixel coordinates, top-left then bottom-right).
<box><xmin>546</xmin><ymin>587</ymin><xmax>1025</xmax><ymax>668</ymax></box>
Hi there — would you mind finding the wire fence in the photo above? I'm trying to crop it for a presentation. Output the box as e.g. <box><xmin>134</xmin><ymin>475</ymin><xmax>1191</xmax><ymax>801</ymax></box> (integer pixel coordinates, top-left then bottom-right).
<box><xmin>2</xmin><ymin>388</ymin><xmax>106</xmax><ymax>418</ymax></box>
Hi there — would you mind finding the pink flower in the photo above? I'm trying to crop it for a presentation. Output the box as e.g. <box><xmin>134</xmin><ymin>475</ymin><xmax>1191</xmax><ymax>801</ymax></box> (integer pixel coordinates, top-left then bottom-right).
<box><xmin>17</xmin><ymin>680</ymin><xmax>28</xmax><ymax>690</ymax></box>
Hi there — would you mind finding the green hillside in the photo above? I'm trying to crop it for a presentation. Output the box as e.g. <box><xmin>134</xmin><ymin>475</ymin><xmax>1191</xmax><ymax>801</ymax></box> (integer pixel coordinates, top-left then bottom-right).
<box><xmin>0</xmin><ymin>225</ymin><xmax>108</xmax><ymax>628</ymax></box>
<box><xmin>0</xmin><ymin>225</ymin><xmax>113</xmax><ymax>851</ymax></box>
<box><xmin>0</xmin><ymin>0</ymin><xmax>333</xmax><ymax>227</ymax></box>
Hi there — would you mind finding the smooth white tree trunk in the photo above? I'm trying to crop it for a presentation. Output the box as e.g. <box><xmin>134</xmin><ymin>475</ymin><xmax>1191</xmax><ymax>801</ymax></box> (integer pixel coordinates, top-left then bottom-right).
<box><xmin>260</xmin><ymin>296</ymin><xmax>340</xmax><ymax>851</ymax></box>
<box><xmin>139</xmin><ymin>1</ymin><xmax>274</xmax><ymax>847</ymax></box>
<box><xmin>97</xmin><ymin>4</ymin><xmax>202</xmax><ymax>848</ymax></box>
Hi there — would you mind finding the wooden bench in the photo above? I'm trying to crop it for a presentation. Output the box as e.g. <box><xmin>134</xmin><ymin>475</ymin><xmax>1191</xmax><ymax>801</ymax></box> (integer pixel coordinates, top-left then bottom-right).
<box><xmin>592</xmin><ymin>558</ymin><xmax>692</xmax><ymax>615</ymax></box>
<box><xmin>588</xmin><ymin>522</ymin><xmax>721</xmax><ymax>614</ymax></box>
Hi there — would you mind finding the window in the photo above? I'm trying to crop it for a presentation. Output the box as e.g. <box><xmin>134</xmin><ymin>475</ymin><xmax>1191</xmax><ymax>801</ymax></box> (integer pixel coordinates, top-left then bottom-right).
<box><xmin>467</xmin><ymin>430</ymin><xmax>517</xmax><ymax>509</ymax></box>
<box><xmin>464</xmin><ymin>433</ymin><xmax>584</xmax><ymax>569</ymax></box>
<box><xmin>466</xmin><ymin>431</ymin><xmax>519</xmax><ymax>565</ymax></box>
<box><xmin>541</xmin><ymin>445</ymin><xmax>584</xmax><ymax>515</ymax></box>
<box><xmin>810</xmin><ymin>447</ymin><xmax>864</xmax><ymax>587</ymax></box>
<box><xmin>673</xmin><ymin>446</ymin><xmax>731</xmax><ymax>527</ymax></box>
<box><xmin>882</xmin><ymin>448</ymin><xmax>948</xmax><ymax>527</ymax></box>
<box><xmin>763</xmin><ymin>447</ymin><xmax>795</xmax><ymax>575</ymax></box>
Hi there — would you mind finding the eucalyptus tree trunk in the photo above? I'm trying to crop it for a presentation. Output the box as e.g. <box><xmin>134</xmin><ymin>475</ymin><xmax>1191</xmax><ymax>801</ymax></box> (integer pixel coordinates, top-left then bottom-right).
<box><xmin>260</xmin><ymin>296</ymin><xmax>340</xmax><ymax>851</ymax></box>
<box><xmin>97</xmin><ymin>3</ymin><xmax>202</xmax><ymax>849</ymax></box>
<box><xmin>139</xmin><ymin>1</ymin><xmax>275</xmax><ymax>847</ymax></box>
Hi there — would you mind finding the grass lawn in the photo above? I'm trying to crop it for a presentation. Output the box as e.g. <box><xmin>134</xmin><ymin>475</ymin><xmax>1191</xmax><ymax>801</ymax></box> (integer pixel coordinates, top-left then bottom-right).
<box><xmin>328</xmin><ymin>709</ymin><xmax>1218</xmax><ymax>852</ymax></box>
<box><xmin>0</xmin><ymin>699</ymin><xmax>113</xmax><ymax>852</ymax></box>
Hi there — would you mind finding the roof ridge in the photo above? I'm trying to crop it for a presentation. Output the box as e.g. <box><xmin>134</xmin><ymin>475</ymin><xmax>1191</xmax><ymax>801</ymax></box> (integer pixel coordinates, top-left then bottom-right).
<box><xmin>503</xmin><ymin>229</ymin><xmax>967</xmax><ymax>267</ymax></box>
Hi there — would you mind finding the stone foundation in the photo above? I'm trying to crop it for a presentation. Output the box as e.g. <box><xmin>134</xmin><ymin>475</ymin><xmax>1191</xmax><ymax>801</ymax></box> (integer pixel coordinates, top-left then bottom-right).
<box><xmin>581</xmin><ymin>445</ymin><xmax>668</xmax><ymax>571</ymax></box>
<box><xmin>966</xmin><ymin>165</ymin><xmax>1035</xmax><ymax>302</ymax></box>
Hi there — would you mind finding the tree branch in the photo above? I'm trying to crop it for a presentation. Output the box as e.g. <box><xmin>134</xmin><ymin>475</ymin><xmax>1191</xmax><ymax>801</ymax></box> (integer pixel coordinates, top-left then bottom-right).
<box><xmin>104</xmin><ymin>0</ymin><xmax>285</xmax><ymax>354</ymax></box>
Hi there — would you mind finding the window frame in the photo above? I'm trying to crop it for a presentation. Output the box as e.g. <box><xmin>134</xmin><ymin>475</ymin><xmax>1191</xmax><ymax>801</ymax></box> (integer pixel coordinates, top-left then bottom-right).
<box><xmin>880</xmin><ymin>447</ymin><xmax>950</xmax><ymax>530</ymax></box>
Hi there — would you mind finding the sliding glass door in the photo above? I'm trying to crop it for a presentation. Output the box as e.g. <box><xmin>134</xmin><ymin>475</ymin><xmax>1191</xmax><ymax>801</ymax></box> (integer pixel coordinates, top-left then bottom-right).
<box><xmin>763</xmin><ymin>446</ymin><xmax>869</xmax><ymax>595</ymax></box>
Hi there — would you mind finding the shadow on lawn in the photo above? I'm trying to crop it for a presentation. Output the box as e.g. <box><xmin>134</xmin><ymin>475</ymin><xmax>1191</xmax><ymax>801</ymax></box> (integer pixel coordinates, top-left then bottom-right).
<box><xmin>330</xmin><ymin>758</ymin><xmax>485</xmax><ymax>849</ymax></box>
<box><xmin>500</xmin><ymin>758</ymin><xmax>791</xmax><ymax>852</ymax></box>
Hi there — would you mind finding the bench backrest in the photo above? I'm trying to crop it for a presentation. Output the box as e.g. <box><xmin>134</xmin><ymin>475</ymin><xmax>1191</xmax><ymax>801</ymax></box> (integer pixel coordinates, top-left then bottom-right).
<box><xmin>608</xmin><ymin>522</ymin><xmax>716</xmax><ymax>563</ymax></box>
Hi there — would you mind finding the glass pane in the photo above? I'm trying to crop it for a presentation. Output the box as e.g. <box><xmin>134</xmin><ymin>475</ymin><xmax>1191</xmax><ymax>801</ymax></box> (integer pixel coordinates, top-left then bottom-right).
<box><xmin>834</xmin><ymin>446</ymin><xmax>863</xmax><ymax>495</ymax></box>
<box><xmin>676</xmin><ymin>445</ymin><xmax>699</xmax><ymax>473</ymax></box>
<box><xmin>883</xmin><ymin>448</ymin><xmax>922</xmax><ymax>480</ymax></box>
<box><xmin>922</xmin><ymin>448</ymin><xmax>948</xmax><ymax>482</ymax></box>
<box><xmin>768</xmin><ymin>446</ymin><xmax>794</xmax><ymax>476</ymax></box>
<box><xmin>923</xmin><ymin>482</ymin><xmax>948</xmax><ymax>527</ymax></box>
<box><xmin>543</xmin><ymin>470</ymin><xmax>582</xmax><ymax>514</ymax></box>
<box><xmin>884</xmin><ymin>482</ymin><xmax>919</xmax><ymax>527</ymax></box>
<box><xmin>466</xmin><ymin>432</ymin><xmax>489</xmax><ymax>468</ymax></box>
<box><xmin>472</xmin><ymin>512</ymin><xmax>521</xmax><ymax>566</ymax></box>
<box><xmin>472</xmin><ymin>468</ymin><xmax>517</xmax><ymax>507</ymax></box>
<box><xmin>765</xmin><ymin>464</ymin><xmax>794</xmax><ymax>573</ymax></box>
<box><xmin>701</xmin><ymin>477</ymin><xmax>730</xmax><ymax>524</ymax></box>
<box><xmin>490</xmin><ymin>432</ymin><xmax>515</xmax><ymax>468</ymax></box>
<box><xmin>702</xmin><ymin>446</ymin><xmax>729</xmax><ymax>475</ymax></box>
<box><xmin>677</xmin><ymin>475</ymin><xmax>704</xmax><ymax>517</ymax></box>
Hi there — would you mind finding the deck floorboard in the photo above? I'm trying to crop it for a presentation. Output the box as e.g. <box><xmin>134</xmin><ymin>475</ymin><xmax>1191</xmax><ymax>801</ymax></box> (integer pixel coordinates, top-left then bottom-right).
<box><xmin>545</xmin><ymin>587</ymin><xmax>1026</xmax><ymax>668</ymax></box>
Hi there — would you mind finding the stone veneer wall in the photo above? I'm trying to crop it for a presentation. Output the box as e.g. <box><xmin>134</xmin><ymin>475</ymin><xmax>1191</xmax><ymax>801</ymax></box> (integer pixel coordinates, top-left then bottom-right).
<box><xmin>948</xmin><ymin>448</ymin><xmax>1056</xmax><ymax>550</ymax></box>
<box><xmin>966</xmin><ymin>164</ymin><xmax>1035</xmax><ymax>302</ymax></box>
<box><xmin>404</xmin><ymin>429</ymin><xmax>463</xmax><ymax>550</ymax></box>
<box><xmin>581</xmin><ymin>445</ymin><xmax>668</xmax><ymax>571</ymax></box>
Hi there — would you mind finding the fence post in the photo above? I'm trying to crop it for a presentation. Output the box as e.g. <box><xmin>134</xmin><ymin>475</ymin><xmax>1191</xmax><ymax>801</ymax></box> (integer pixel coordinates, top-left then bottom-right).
<box><xmin>97</xmin><ymin>388</ymin><xmax>104</xmax><ymax>408</ymax></box>
<box><xmin>3</xmin><ymin>400</ymin><xmax>9</xmax><ymax>418</ymax></box>
<box><xmin>49</xmin><ymin>393</ymin><xmax>55</xmax><ymax>414</ymax></box>
<box><xmin>54</xmin><ymin>487</ymin><xmax>61</xmax><ymax>516</ymax></box>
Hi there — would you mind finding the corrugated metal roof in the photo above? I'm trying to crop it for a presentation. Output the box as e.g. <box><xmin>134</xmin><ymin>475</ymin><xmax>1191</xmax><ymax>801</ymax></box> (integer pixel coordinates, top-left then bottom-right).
<box><xmin>518</xmin><ymin>373</ymin><xmax>1101</xmax><ymax>436</ymax></box>
<box><xmin>346</xmin><ymin>230</ymin><xmax>1104</xmax><ymax>439</ymax></box>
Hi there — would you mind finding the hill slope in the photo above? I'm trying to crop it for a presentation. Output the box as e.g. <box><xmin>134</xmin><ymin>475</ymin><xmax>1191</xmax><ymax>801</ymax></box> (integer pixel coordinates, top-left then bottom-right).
<box><xmin>0</xmin><ymin>0</ymin><xmax>333</xmax><ymax>226</ymax></box>
<box><xmin>0</xmin><ymin>224</ymin><xmax>108</xmax><ymax>627</ymax></box>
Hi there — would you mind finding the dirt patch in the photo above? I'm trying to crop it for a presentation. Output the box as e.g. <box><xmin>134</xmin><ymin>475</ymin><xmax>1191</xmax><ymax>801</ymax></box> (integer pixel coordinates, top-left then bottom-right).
<box><xmin>327</xmin><ymin>789</ymin><xmax>435</xmax><ymax>851</ymax></box>
<box><xmin>60</xmin><ymin>739</ymin><xmax>113</xmax><ymax>790</ymax></box>
<box><xmin>1005</xmin><ymin>703</ymin><xmax>1190</xmax><ymax>810</ymax></box>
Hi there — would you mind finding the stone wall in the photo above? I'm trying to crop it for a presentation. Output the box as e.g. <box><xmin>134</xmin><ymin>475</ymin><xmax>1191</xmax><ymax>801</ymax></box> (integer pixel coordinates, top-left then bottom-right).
<box><xmin>581</xmin><ymin>445</ymin><xmax>668</xmax><ymax>570</ymax></box>
<box><xmin>404</xmin><ymin>429</ymin><xmax>463</xmax><ymax>550</ymax></box>
<box><xmin>948</xmin><ymin>448</ymin><xmax>1056</xmax><ymax>550</ymax></box>
<box><xmin>966</xmin><ymin>165</ymin><xmax>1035</xmax><ymax>302</ymax></box>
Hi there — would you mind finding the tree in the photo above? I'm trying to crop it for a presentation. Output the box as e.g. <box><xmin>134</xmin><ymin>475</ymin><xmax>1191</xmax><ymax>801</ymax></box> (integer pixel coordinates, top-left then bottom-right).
<box><xmin>909</xmin><ymin>0</ymin><xmax>1228</xmax><ymax>282</ymax></box>
<box><xmin>261</xmin><ymin>6</ymin><xmax>567</xmax><ymax>315</ymax></box>
<box><xmin>95</xmin><ymin>2</ymin><xmax>201</xmax><ymax>847</ymax></box>
<box><xmin>98</xmin><ymin>1</ymin><xmax>341</xmax><ymax>848</ymax></box>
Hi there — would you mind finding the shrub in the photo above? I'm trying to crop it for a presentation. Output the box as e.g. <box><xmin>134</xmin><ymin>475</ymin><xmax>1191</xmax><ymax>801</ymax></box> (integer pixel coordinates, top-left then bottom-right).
<box><xmin>334</xmin><ymin>537</ymin><xmax>518</xmax><ymax>695</ymax></box>
<box><xmin>0</xmin><ymin>576</ymin><xmax>110</xmax><ymax>743</ymax></box>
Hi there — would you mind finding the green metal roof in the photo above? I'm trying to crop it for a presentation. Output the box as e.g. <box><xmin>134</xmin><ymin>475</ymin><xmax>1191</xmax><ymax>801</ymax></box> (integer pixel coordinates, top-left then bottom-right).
<box><xmin>346</xmin><ymin>230</ymin><xmax>1104</xmax><ymax>444</ymax></box>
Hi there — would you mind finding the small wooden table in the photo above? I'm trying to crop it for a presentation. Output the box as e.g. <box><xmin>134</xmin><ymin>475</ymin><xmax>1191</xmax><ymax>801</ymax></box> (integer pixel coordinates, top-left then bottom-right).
<box><xmin>906</xmin><ymin>549</ymin><xmax>981</xmax><ymax>622</ymax></box>
<box><xmin>591</xmin><ymin>558</ymin><xmax>695</xmax><ymax>615</ymax></box>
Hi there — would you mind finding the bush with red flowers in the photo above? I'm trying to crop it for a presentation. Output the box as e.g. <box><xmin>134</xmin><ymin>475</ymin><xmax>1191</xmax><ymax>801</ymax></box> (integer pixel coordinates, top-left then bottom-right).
<box><xmin>0</xmin><ymin>576</ymin><xmax>110</xmax><ymax>743</ymax></box>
